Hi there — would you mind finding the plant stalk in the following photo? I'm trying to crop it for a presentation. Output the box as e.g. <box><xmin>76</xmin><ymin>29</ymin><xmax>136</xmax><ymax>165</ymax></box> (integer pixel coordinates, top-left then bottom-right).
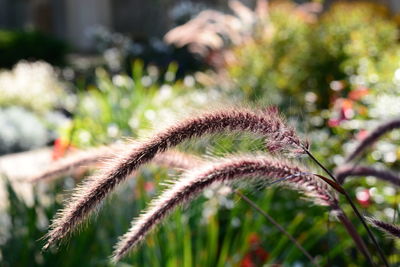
<box><xmin>304</xmin><ymin>149</ymin><xmax>388</xmax><ymax>267</ymax></box>
<box><xmin>235</xmin><ymin>190</ymin><xmax>320</xmax><ymax>267</ymax></box>
<box><xmin>335</xmin><ymin>208</ymin><xmax>373</xmax><ymax>265</ymax></box>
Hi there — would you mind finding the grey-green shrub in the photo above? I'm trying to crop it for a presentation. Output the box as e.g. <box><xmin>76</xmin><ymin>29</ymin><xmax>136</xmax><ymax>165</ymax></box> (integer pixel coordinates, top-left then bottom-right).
<box><xmin>0</xmin><ymin>107</ymin><xmax>48</xmax><ymax>155</ymax></box>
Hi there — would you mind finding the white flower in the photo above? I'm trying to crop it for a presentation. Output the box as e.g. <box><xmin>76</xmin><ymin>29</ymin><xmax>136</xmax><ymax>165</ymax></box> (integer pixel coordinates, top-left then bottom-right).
<box><xmin>0</xmin><ymin>61</ymin><xmax>64</xmax><ymax>113</ymax></box>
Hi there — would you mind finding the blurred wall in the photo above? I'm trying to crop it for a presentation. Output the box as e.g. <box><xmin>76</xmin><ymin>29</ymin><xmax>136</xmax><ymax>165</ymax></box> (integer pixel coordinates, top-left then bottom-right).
<box><xmin>0</xmin><ymin>0</ymin><xmax>29</xmax><ymax>29</ymax></box>
<box><xmin>388</xmin><ymin>0</ymin><xmax>400</xmax><ymax>11</ymax></box>
<box><xmin>0</xmin><ymin>0</ymin><xmax>226</xmax><ymax>51</ymax></box>
<box><xmin>65</xmin><ymin>0</ymin><xmax>112</xmax><ymax>50</ymax></box>
<box><xmin>0</xmin><ymin>0</ymin><xmax>9</xmax><ymax>27</ymax></box>
<box><xmin>112</xmin><ymin>0</ymin><xmax>172</xmax><ymax>40</ymax></box>
<box><xmin>111</xmin><ymin>0</ymin><xmax>227</xmax><ymax>40</ymax></box>
<box><xmin>0</xmin><ymin>0</ymin><xmax>399</xmax><ymax>52</ymax></box>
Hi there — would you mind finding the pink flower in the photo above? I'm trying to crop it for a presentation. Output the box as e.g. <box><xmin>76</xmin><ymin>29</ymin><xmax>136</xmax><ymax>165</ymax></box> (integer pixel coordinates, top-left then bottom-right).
<box><xmin>356</xmin><ymin>189</ymin><xmax>371</xmax><ymax>207</ymax></box>
<box><xmin>356</xmin><ymin>130</ymin><xmax>369</xmax><ymax>141</ymax></box>
<box><xmin>144</xmin><ymin>181</ymin><xmax>155</xmax><ymax>193</ymax></box>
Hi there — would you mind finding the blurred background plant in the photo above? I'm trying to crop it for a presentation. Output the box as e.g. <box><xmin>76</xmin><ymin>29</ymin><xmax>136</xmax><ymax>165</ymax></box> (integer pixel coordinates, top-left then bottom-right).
<box><xmin>62</xmin><ymin>60</ymin><xmax>224</xmax><ymax>148</ymax></box>
<box><xmin>0</xmin><ymin>30</ymin><xmax>67</xmax><ymax>69</ymax></box>
<box><xmin>0</xmin><ymin>61</ymin><xmax>66</xmax><ymax>113</ymax></box>
<box><xmin>0</xmin><ymin>107</ymin><xmax>48</xmax><ymax>155</ymax></box>
<box><xmin>0</xmin><ymin>61</ymin><xmax>69</xmax><ymax>155</ymax></box>
<box><xmin>0</xmin><ymin>0</ymin><xmax>400</xmax><ymax>266</ymax></box>
<box><xmin>86</xmin><ymin>25</ymin><xmax>206</xmax><ymax>78</ymax></box>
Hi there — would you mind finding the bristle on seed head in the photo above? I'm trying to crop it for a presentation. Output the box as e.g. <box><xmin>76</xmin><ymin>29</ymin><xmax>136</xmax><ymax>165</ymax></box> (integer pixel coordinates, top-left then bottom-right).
<box><xmin>44</xmin><ymin>108</ymin><xmax>306</xmax><ymax>250</ymax></box>
<box><xmin>112</xmin><ymin>155</ymin><xmax>336</xmax><ymax>261</ymax></box>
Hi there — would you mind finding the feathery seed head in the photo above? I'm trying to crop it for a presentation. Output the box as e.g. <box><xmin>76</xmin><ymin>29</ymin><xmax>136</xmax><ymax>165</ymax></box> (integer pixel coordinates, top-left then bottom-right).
<box><xmin>346</xmin><ymin>118</ymin><xmax>400</xmax><ymax>162</ymax></box>
<box><xmin>112</xmin><ymin>155</ymin><xmax>336</xmax><ymax>261</ymax></box>
<box><xmin>44</xmin><ymin>108</ymin><xmax>305</xmax><ymax>249</ymax></box>
<box><xmin>366</xmin><ymin>217</ymin><xmax>400</xmax><ymax>239</ymax></box>
<box><xmin>335</xmin><ymin>165</ymin><xmax>400</xmax><ymax>186</ymax></box>
<box><xmin>28</xmin><ymin>145</ymin><xmax>114</xmax><ymax>183</ymax></box>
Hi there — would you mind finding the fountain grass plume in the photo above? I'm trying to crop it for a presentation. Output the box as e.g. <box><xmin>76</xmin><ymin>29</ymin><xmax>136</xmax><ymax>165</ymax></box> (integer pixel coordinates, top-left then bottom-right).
<box><xmin>346</xmin><ymin>118</ymin><xmax>400</xmax><ymax>162</ymax></box>
<box><xmin>29</xmin><ymin>144</ymin><xmax>202</xmax><ymax>183</ymax></box>
<box><xmin>335</xmin><ymin>165</ymin><xmax>400</xmax><ymax>186</ymax></box>
<box><xmin>366</xmin><ymin>217</ymin><xmax>400</xmax><ymax>239</ymax></box>
<box><xmin>112</xmin><ymin>155</ymin><xmax>337</xmax><ymax>261</ymax></box>
<box><xmin>43</xmin><ymin>146</ymin><xmax>202</xmax><ymax>249</ymax></box>
<box><xmin>44</xmin><ymin>108</ymin><xmax>306</xmax><ymax>249</ymax></box>
<box><xmin>27</xmin><ymin>146</ymin><xmax>114</xmax><ymax>183</ymax></box>
<box><xmin>39</xmin><ymin>146</ymin><xmax>316</xmax><ymax>264</ymax></box>
<box><xmin>151</xmin><ymin>150</ymin><xmax>203</xmax><ymax>170</ymax></box>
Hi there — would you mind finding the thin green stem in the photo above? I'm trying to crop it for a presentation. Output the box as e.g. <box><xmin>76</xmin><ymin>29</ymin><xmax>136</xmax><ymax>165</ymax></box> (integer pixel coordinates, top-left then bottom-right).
<box><xmin>235</xmin><ymin>190</ymin><xmax>320</xmax><ymax>267</ymax></box>
<box><xmin>304</xmin><ymin>149</ymin><xmax>388</xmax><ymax>267</ymax></box>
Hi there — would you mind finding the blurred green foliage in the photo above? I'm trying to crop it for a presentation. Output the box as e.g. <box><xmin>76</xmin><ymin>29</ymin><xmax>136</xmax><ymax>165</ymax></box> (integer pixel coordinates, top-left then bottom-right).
<box><xmin>311</xmin><ymin>2</ymin><xmax>399</xmax><ymax>107</ymax></box>
<box><xmin>228</xmin><ymin>1</ymin><xmax>313</xmax><ymax>105</ymax></box>
<box><xmin>0</xmin><ymin>30</ymin><xmax>68</xmax><ymax>68</ymax></box>
<box><xmin>226</xmin><ymin>1</ymin><xmax>400</xmax><ymax>109</ymax></box>
<box><xmin>1</xmin><ymin>1</ymin><xmax>400</xmax><ymax>266</ymax></box>
<box><xmin>62</xmin><ymin>61</ymin><xmax>226</xmax><ymax>148</ymax></box>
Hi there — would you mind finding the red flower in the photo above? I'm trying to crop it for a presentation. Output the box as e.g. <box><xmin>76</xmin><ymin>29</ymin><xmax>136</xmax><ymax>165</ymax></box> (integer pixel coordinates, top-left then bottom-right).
<box><xmin>328</xmin><ymin>118</ymin><xmax>341</xmax><ymax>127</ymax></box>
<box><xmin>241</xmin><ymin>233</ymin><xmax>269</xmax><ymax>267</ymax></box>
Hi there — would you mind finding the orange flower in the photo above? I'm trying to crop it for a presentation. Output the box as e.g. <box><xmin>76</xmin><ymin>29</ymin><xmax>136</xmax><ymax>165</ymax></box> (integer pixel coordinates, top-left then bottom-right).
<box><xmin>341</xmin><ymin>98</ymin><xmax>354</xmax><ymax>112</ymax></box>
<box><xmin>349</xmin><ymin>87</ymin><xmax>369</xmax><ymax>101</ymax></box>
<box><xmin>52</xmin><ymin>138</ymin><xmax>75</xmax><ymax>160</ymax></box>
